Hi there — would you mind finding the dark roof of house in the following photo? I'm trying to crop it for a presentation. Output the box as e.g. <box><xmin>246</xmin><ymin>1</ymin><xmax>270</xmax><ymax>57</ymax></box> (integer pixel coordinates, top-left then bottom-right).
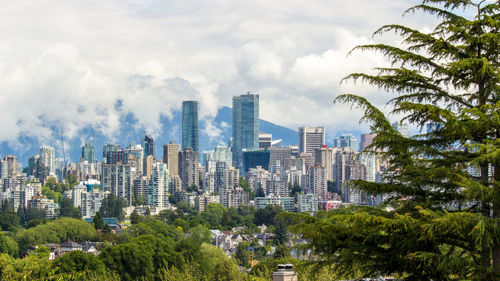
<box><xmin>60</xmin><ymin>240</ymin><xmax>82</xmax><ymax>248</ymax></box>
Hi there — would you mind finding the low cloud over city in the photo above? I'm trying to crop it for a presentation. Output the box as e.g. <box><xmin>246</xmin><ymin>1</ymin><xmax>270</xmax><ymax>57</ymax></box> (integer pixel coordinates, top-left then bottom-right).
<box><xmin>0</xmin><ymin>0</ymin><xmax>436</xmax><ymax>144</ymax></box>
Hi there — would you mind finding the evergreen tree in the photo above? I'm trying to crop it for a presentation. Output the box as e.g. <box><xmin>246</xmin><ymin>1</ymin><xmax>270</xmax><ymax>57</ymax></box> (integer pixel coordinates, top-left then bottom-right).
<box><xmin>130</xmin><ymin>210</ymin><xmax>141</xmax><ymax>225</ymax></box>
<box><xmin>93</xmin><ymin>211</ymin><xmax>104</xmax><ymax>230</ymax></box>
<box><xmin>287</xmin><ymin>1</ymin><xmax>500</xmax><ymax>280</ymax></box>
<box><xmin>58</xmin><ymin>197</ymin><xmax>82</xmax><ymax>219</ymax></box>
<box><xmin>99</xmin><ymin>194</ymin><xmax>126</xmax><ymax>221</ymax></box>
<box><xmin>16</xmin><ymin>205</ymin><xmax>25</xmax><ymax>225</ymax></box>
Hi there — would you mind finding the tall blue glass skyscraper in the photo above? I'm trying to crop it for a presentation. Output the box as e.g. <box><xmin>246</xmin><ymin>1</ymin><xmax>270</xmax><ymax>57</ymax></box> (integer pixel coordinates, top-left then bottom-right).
<box><xmin>82</xmin><ymin>142</ymin><xmax>96</xmax><ymax>163</ymax></box>
<box><xmin>182</xmin><ymin>101</ymin><xmax>199</xmax><ymax>152</ymax></box>
<box><xmin>142</xmin><ymin>135</ymin><xmax>155</xmax><ymax>158</ymax></box>
<box><xmin>232</xmin><ymin>93</ymin><xmax>259</xmax><ymax>170</ymax></box>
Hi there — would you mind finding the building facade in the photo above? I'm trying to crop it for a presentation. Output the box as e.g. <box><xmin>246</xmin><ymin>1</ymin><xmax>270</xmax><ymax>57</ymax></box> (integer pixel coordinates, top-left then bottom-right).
<box><xmin>81</xmin><ymin>142</ymin><xmax>96</xmax><ymax>163</ymax></box>
<box><xmin>298</xmin><ymin>127</ymin><xmax>325</xmax><ymax>154</ymax></box>
<box><xmin>182</xmin><ymin>101</ymin><xmax>199</xmax><ymax>152</ymax></box>
<box><xmin>163</xmin><ymin>141</ymin><xmax>180</xmax><ymax>177</ymax></box>
<box><xmin>232</xmin><ymin>93</ymin><xmax>259</xmax><ymax>170</ymax></box>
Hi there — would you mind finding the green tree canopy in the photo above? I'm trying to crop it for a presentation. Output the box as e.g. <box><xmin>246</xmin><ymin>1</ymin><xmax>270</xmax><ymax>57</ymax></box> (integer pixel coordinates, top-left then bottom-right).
<box><xmin>54</xmin><ymin>250</ymin><xmax>106</xmax><ymax>275</ymax></box>
<box><xmin>288</xmin><ymin>1</ymin><xmax>500</xmax><ymax>280</ymax></box>
<box><xmin>58</xmin><ymin>197</ymin><xmax>81</xmax><ymax>219</ymax></box>
<box><xmin>99</xmin><ymin>194</ymin><xmax>126</xmax><ymax>221</ymax></box>
<box><xmin>15</xmin><ymin>218</ymin><xmax>97</xmax><ymax>254</ymax></box>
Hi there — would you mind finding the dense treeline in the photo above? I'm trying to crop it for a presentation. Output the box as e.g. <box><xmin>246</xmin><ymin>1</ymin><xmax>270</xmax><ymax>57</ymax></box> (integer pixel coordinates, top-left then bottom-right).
<box><xmin>0</xmin><ymin>201</ymin><xmax>319</xmax><ymax>280</ymax></box>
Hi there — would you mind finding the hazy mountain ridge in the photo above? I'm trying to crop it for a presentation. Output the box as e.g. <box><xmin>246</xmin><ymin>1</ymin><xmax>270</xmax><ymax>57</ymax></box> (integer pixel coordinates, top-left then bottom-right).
<box><xmin>0</xmin><ymin>106</ymin><xmax>299</xmax><ymax>165</ymax></box>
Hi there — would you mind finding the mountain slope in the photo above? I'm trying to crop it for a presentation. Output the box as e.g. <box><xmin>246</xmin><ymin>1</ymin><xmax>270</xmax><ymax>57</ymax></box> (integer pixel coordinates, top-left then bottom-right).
<box><xmin>0</xmin><ymin>106</ymin><xmax>298</xmax><ymax>165</ymax></box>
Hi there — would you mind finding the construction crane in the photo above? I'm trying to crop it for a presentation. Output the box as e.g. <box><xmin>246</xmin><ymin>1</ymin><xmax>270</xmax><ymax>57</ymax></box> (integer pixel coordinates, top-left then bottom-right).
<box><xmin>59</xmin><ymin>129</ymin><xmax>67</xmax><ymax>168</ymax></box>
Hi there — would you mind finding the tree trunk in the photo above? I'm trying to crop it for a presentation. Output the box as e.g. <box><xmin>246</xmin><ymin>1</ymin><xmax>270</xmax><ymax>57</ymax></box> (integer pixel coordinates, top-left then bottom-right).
<box><xmin>492</xmin><ymin>154</ymin><xmax>500</xmax><ymax>268</ymax></box>
<box><xmin>481</xmin><ymin>164</ymin><xmax>492</xmax><ymax>267</ymax></box>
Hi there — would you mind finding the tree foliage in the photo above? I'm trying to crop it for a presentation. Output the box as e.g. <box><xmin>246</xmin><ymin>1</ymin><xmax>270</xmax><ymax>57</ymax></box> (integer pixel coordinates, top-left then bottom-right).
<box><xmin>99</xmin><ymin>194</ymin><xmax>126</xmax><ymax>221</ymax></box>
<box><xmin>15</xmin><ymin>218</ymin><xmax>96</xmax><ymax>253</ymax></box>
<box><xmin>54</xmin><ymin>250</ymin><xmax>106</xmax><ymax>275</ymax></box>
<box><xmin>288</xmin><ymin>1</ymin><xmax>500</xmax><ymax>280</ymax></box>
<box><xmin>59</xmin><ymin>197</ymin><xmax>82</xmax><ymax>219</ymax></box>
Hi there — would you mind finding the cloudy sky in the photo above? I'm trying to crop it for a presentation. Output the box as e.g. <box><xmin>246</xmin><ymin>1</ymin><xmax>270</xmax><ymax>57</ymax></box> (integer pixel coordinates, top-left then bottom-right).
<box><xmin>0</xmin><ymin>0</ymin><xmax>440</xmax><ymax>146</ymax></box>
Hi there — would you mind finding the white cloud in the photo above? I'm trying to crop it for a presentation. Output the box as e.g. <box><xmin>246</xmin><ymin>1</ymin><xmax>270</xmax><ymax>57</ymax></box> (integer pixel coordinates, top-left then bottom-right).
<box><xmin>0</xmin><ymin>0</ymin><xmax>440</xmax><ymax>146</ymax></box>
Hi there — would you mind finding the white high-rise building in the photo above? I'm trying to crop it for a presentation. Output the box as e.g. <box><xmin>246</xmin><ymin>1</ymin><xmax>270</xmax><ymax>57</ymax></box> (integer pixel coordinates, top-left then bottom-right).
<box><xmin>297</xmin><ymin>193</ymin><xmax>319</xmax><ymax>215</ymax></box>
<box><xmin>71</xmin><ymin>184</ymin><xmax>87</xmax><ymax>208</ymax></box>
<box><xmin>148</xmin><ymin>162</ymin><xmax>169</xmax><ymax>208</ymax></box>
<box><xmin>359</xmin><ymin>153</ymin><xmax>376</xmax><ymax>183</ymax></box>
<box><xmin>125</xmin><ymin>142</ymin><xmax>144</xmax><ymax>174</ymax></box>
<box><xmin>81</xmin><ymin>188</ymin><xmax>110</xmax><ymax>219</ymax></box>
<box><xmin>298</xmin><ymin>127</ymin><xmax>325</xmax><ymax>154</ymax></box>
<box><xmin>202</xmin><ymin>172</ymin><xmax>216</xmax><ymax>194</ymax></box>
<box><xmin>392</xmin><ymin>121</ymin><xmax>410</xmax><ymax>138</ymax></box>
<box><xmin>214</xmin><ymin>145</ymin><xmax>232</xmax><ymax>167</ymax></box>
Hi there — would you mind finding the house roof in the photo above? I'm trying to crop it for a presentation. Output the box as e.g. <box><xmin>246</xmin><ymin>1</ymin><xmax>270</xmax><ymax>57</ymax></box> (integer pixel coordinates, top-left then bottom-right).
<box><xmin>60</xmin><ymin>240</ymin><xmax>82</xmax><ymax>248</ymax></box>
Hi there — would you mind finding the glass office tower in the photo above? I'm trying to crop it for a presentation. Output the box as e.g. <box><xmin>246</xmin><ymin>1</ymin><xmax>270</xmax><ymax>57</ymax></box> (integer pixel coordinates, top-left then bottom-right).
<box><xmin>232</xmin><ymin>93</ymin><xmax>259</xmax><ymax>170</ymax></box>
<box><xmin>182</xmin><ymin>101</ymin><xmax>199</xmax><ymax>152</ymax></box>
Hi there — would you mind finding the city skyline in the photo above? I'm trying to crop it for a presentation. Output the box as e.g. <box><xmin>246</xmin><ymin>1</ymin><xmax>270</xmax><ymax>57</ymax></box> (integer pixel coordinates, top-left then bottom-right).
<box><xmin>0</xmin><ymin>0</ymin><xmax>438</xmax><ymax>156</ymax></box>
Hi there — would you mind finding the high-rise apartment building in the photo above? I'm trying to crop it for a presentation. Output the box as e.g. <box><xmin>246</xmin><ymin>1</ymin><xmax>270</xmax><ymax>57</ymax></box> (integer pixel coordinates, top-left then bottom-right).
<box><xmin>297</xmin><ymin>193</ymin><xmax>319</xmax><ymax>215</ymax></box>
<box><xmin>81</xmin><ymin>142</ymin><xmax>96</xmax><ymax>163</ymax></box>
<box><xmin>334</xmin><ymin>134</ymin><xmax>358</xmax><ymax>152</ymax></box>
<box><xmin>214</xmin><ymin>145</ymin><xmax>232</xmax><ymax>167</ymax></box>
<box><xmin>125</xmin><ymin>142</ymin><xmax>144</xmax><ymax>174</ymax></box>
<box><xmin>143</xmin><ymin>155</ymin><xmax>154</xmax><ymax>179</ymax></box>
<box><xmin>0</xmin><ymin>155</ymin><xmax>18</xmax><ymax>178</ymax></box>
<box><xmin>232</xmin><ymin>93</ymin><xmax>259</xmax><ymax>170</ymax></box>
<box><xmin>103</xmin><ymin>144</ymin><xmax>124</xmax><ymax>164</ymax></box>
<box><xmin>298</xmin><ymin>127</ymin><xmax>325</xmax><ymax>154</ymax></box>
<box><xmin>40</xmin><ymin>146</ymin><xmax>56</xmax><ymax>176</ymax></box>
<box><xmin>392</xmin><ymin>121</ymin><xmax>410</xmax><ymax>138</ymax></box>
<box><xmin>182</xmin><ymin>101</ymin><xmax>199</xmax><ymax>152</ymax></box>
<box><xmin>307</xmin><ymin>165</ymin><xmax>327</xmax><ymax>197</ymax></box>
<box><xmin>148</xmin><ymin>162</ymin><xmax>169</xmax><ymax>208</ymax></box>
<box><xmin>163</xmin><ymin>141</ymin><xmax>180</xmax><ymax>177</ymax></box>
<box><xmin>80</xmin><ymin>188</ymin><xmax>110</xmax><ymax>219</ymax></box>
<box><xmin>314</xmin><ymin>146</ymin><xmax>333</xmax><ymax>182</ymax></box>
<box><xmin>101</xmin><ymin>163</ymin><xmax>136</xmax><ymax>205</ymax></box>
<box><xmin>142</xmin><ymin>135</ymin><xmax>155</xmax><ymax>158</ymax></box>
<box><xmin>133</xmin><ymin>176</ymin><xmax>149</xmax><ymax>205</ymax></box>
<box><xmin>27</xmin><ymin>155</ymin><xmax>40</xmax><ymax>177</ymax></box>
<box><xmin>179</xmin><ymin>148</ymin><xmax>199</xmax><ymax>190</ymax></box>
<box><xmin>360</xmin><ymin>133</ymin><xmax>377</xmax><ymax>152</ymax></box>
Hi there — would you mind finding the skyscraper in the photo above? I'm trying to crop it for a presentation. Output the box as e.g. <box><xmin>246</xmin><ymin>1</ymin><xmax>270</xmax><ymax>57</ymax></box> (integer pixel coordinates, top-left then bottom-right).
<box><xmin>0</xmin><ymin>155</ymin><xmax>17</xmax><ymax>179</ymax></box>
<box><xmin>182</xmin><ymin>101</ymin><xmax>199</xmax><ymax>152</ymax></box>
<box><xmin>103</xmin><ymin>144</ymin><xmax>124</xmax><ymax>164</ymax></box>
<box><xmin>360</xmin><ymin>133</ymin><xmax>377</xmax><ymax>152</ymax></box>
<box><xmin>179</xmin><ymin>148</ymin><xmax>199</xmax><ymax>190</ymax></box>
<box><xmin>40</xmin><ymin>146</ymin><xmax>55</xmax><ymax>176</ymax></box>
<box><xmin>125</xmin><ymin>142</ymin><xmax>144</xmax><ymax>174</ymax></box>
<box><xmin>298</xmin><ymin>126</ymin><xmax>325</xmax><ymax>154</ymax></box>
<box><xmin>102</xmin><ymin>162</ymin><xmax>136</xmax><ymax>205</ymax></box>
<box><xmin>392</xmin><ymin>121</ymin><xmax>410</xmax><ymax>138</ymax></box>
<box><xmin>148</xmin><ymin>162</ymin><xmax>169</xmax><ymax>208</ymax></box>
<box><xmin>314</xmin><ymin>146</ymin><xmax>333</xmax><ymax>182</ymax></box>
<box><xmin>142</xmin><ymin>135</ymin><xmax>155</xmax><ymax>158</ymax></box>
<box><xmin>334</xmin><ymin>134</ymin><xmax>359</xmax><ymax>152</ymax></box>
<box><xmin>232</xmin><ymin>93</ymin><xmax>259</xmax><ymax>170</ymax></box>
<box><xmin>163</xmin><ymin>141</ymin><xmax>181</xmax><ymax>177</ymax></box>
<box><xmin>81</xmin><ymin>142</ymin><xmax>96</xmax><ymax>163</ymax></box>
